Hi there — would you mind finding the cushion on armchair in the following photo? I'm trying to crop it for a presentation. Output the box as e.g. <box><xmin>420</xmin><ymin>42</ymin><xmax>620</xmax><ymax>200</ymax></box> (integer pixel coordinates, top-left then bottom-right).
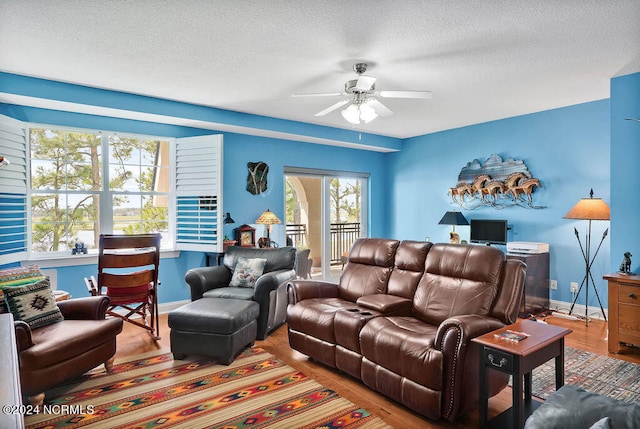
<box><xmin>229</xmin><ymin>257</ymin><xmax>267</xmax><ymax>287</ymax></box>
<box><xmin>4</xmin><ymin>277</ymin><xmax>64</xmax><ymax>328</ymax></box>
<box><xmin>0</xmin><ymin>264</ymin><xmax>46</xmax><ymax>313</ymax></box>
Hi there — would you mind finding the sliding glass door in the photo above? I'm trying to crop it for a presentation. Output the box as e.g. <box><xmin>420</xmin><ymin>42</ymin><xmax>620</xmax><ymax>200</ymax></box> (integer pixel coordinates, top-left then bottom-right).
<box><xmin>285</xmin><ymin>168</ymin><xmax>368</xmax><ymax>281</ymax></box>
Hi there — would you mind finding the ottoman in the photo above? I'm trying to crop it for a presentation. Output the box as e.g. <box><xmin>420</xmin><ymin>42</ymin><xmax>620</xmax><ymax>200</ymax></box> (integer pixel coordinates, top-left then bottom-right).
<box><xmin>169</xmin><ymin>298</ymin><xmax>260</xmax><ymax>365</ymax></box>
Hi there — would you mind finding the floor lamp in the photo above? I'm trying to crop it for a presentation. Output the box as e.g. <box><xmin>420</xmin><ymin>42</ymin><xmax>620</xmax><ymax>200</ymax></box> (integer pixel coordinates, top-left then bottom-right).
<box><xmin>563</xmin><ymin>189</ymin><xmax>610</xmax><ymax>325</ymax></box>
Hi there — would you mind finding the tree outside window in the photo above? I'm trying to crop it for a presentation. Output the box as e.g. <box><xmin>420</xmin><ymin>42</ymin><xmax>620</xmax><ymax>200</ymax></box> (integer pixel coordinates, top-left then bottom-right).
<box><xmin>29</xmin><ymin>128</ymin><xmax>170</xmax><ymax>253</ymax></box>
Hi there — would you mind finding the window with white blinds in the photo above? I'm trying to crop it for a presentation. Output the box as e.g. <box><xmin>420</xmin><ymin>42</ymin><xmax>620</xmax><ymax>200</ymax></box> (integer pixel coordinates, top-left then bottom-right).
<box><xmin>0</xmin><ymin>115</ymin><xmax>28</xmax><ymax>264</ymax></box>
<box><xmin>0</xmin><ymin>113</ymin><xmax>223</xmax><ymax>261</ymax></box>
<box><xmin>175</xmin><ymin>135</ymin><xmax>223</xmax><ymax>252</ymax></box>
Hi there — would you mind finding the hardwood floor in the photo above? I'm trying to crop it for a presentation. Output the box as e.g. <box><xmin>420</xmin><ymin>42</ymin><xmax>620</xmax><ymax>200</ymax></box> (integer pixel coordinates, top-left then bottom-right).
<box><xmin>115</xmin><ymin>314</ymin><xmax>640</xmax><ymax>429</ymax></box>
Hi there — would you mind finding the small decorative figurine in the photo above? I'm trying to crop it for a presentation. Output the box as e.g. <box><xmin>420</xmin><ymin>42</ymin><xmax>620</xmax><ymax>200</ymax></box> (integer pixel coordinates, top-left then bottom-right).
<box><xmin>619</xmin><ymin>251</ymin><xmax>632</xmax><ymax>274</ymax></box>
<box><xmin>72</xmin><ymin>242</ymin><xmax>88</xmax><ymax>255</ymax></box>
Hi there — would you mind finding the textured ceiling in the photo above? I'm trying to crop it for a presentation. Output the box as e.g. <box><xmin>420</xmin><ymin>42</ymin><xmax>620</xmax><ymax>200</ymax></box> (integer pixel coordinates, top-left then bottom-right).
<box><xmin>0</xmin><ymin>0</ymin><xmax>639</xmax><ymax>138</ymax></box>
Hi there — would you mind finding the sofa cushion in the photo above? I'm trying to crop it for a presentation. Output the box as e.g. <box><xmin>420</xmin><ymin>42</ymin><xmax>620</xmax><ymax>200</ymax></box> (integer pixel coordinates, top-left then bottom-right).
<box><xmin>204</xmin><ymin>287</ymin><xmax>254</xmax><ymax>300</ymax></box>
<box><xmin>387</xmin><ymin>241</ymin><xmax>432</xmax><ymax>299</ymax></box>
<box><xmin>413</xmin><ymin>244</ymin><xmax>503</xmax><ymax>325</ymax></box>
<box><xmin>229</xmin><ymin>257</ymin><xmax>267</xmax><ymax>287</ymax></box>
<box><xmin>4</xmin><ymin>277</ymin><xmax>64</xmax><ymax>329</ymax></box>
<box><xmin>338</xmin><ymin>238</ymin><xmax>399</xmax><ymax>302</ymax></box>
<box><xmin>21</xmin><ymin>318</ymin><xmax>123</xmax><ymax>369</ymax></box>
<box><xmin>359</xmin><ymin>316</ymin><xmax>442</xmax><ymax>390</ymax></box>
<box><xmin>287</xmin><ymin>297</ymin><xmax>356</xmax><ymax>343</ymax></box>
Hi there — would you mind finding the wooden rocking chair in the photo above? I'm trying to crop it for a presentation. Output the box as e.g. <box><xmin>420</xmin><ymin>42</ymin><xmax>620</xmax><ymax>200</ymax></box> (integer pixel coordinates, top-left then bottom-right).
<box><xmin>86</xmin><ymin>233</ymin><xmax>161</xmax><ymax>340</ymax></box>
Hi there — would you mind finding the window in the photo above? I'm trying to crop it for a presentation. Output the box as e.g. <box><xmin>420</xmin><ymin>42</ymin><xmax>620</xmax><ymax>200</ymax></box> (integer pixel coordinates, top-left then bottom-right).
<box><xmin>284</xmin><ymin>167</ymin><xmax>368</xmax><ymax>280</ymax></box>
<box><xmin>0</xmin><ymin>113</ymin><xmax>223</xmax><ymax>264</ymax></box>
<box><xmin>29</xmin><ymin>127</ymin><xmax>171</xmax><ymax>254</ymax></box>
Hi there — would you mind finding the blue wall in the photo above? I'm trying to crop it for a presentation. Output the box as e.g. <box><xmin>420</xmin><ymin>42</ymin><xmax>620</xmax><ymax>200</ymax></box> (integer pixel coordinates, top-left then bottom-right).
<box><xmin>222</xmin><ymin>132</ymin><xmax>388</xmax><ymax>243</ymax></box>
<box><xmin>388</xmin><ymin>100</ymin><xmax>611</xmax><ymax>307</ymax></box>
<box><xmin>0</xmin><ymin>103</ymin><xmax>388</xmax><ymax>303</ymax></box>
<box><xmin>610</xmin><ymin>72</ymin><xmax>640</xmax><ymax>274</ymax></box>
<box><xmin>3</xmin><ymin>71</ymin><xmax>639</xmax><ymax>312</ymax></box>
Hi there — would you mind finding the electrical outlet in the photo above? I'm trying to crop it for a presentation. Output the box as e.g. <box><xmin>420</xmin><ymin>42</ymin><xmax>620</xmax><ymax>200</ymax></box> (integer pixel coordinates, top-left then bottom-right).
<box><xmin>570</xmin><ymin>282</ymin><xmax>579</xmax><ymax>293</ymax></box>
<box><xmin>549</xmin><ymin>280</ymin><xmax>557</xmax><ymax>290</ymax></box>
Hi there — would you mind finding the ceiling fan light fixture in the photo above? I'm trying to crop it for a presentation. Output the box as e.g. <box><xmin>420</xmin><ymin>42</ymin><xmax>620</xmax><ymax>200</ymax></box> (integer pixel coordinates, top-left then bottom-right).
<box><xmin>341</xmin><ymin>104</ymin><xmax>361</xmax><ymax>124</ymax></box>
<box><xmin>359</xmin><ymin>102</ymin><xmax>378</xmax><ymax>123</ymax></box>
<box><xmin>340</xmin><ymin>102</ymin><xmax>379</xmax><ymax>125</ymax></box>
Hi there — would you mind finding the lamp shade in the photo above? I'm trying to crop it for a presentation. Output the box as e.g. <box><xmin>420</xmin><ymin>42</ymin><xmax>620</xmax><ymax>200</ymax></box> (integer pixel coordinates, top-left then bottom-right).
<box><xmin>255</xmin><ymin>209</ymin><xmax>282</xmax><ymax>225</ymax></box>
<box><xmin>223</xmin><ymin>212</ymin><xmax>235</xmax><ymax>224</ymax></box>
<box><xmin>438</xmin><ymin>211</ymin><xmax>469</xmax><ymax>226</ymax></box>
<box><xmin>563</xmin><ymin>190</ymin><xmax>610</xmax><ymax>220</ymax></box>
<box><xmin>341</xmin><ymin>104</ymin><xmax>360</xmax><ymax>125</ymax></box>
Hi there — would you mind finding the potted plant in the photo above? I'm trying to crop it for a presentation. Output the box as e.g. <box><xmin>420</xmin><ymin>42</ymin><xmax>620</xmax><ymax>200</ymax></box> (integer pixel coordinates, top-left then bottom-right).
<box><xmin>223</xmin><ymin>235</ymin><xmax>237</xmax><ymax>251</ymax></box>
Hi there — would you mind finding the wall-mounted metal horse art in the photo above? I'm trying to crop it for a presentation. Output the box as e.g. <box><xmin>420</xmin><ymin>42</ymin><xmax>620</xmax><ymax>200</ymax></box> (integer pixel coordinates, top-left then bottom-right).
<box><xmin>448</xmin><ymin>154</ymin><xmax>544</xmax><ymax>210</ymax></box>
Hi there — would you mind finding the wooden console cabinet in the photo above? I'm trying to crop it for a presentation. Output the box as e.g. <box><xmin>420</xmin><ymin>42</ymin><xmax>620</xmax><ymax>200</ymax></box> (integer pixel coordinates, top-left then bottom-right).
<box><xmin>507</xmin><ymin>252</ymin><xmax>550</xmax><ymax>318</ymax></box>
<box><xmin>604</xmin><ymin>273</ymin><xmax>640</xmax><ymax>353</ymax></box>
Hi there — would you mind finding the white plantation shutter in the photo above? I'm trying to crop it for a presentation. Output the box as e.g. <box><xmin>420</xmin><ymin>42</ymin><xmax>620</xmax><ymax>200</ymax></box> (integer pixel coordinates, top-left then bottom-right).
<box><xmin>175</xmin><ymin>135</ymin><xmax>223</xmax><ymax>252</ymax></box>
<box><xmin>0</xmin><ymin>115</ymin><xmax>28</xmax><ymax>264</ymax></box>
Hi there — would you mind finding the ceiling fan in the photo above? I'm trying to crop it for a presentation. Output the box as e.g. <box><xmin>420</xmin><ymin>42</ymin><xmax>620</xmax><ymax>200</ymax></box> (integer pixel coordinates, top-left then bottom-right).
<box><xmin>292</xmin><ymin>63</ymin><xmax>432</xmax><ymax>125</ymax></box>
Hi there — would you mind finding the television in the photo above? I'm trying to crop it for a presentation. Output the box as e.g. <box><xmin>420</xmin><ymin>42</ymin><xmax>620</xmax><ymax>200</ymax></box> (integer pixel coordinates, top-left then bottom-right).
<box><xmin>470</xmin><ymin>219</ymin><xmax>508</xmax><ymax>245</ymax></box>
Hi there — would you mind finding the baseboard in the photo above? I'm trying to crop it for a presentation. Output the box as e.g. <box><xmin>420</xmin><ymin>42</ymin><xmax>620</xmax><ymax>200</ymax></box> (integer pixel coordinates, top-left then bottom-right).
<box><xmin>158</xmin><ymin>300</ymin><xmax>191</xmax><ymax>314</ymax></box>
<box><xmin>548</xmin><ymin>299</ymin><xmax>608</xmax><ymax>321</ymax></box>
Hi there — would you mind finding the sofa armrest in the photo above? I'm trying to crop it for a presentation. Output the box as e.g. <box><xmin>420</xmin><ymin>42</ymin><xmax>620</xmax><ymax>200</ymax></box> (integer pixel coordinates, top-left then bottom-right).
<box><xmin>253</xmin><ymin>269</ymin><xmax>297</xmax><ymax>303</ymax></box>
<box><xmin>184</xmin><ymin>266</ymin><xmax>232</xmax><ymax>300</ymax></box>
<box><xmin>287</xmin><ymin>279</ymin><xmax>339</xmax><ymax>304</ymax></box>
<box><xmin>434</xmin><ymin>314</ymin><xmax>507</xmax><ymax>420</ymax></box>
<box><xmin>434</xmin><ymin>314</ymin><xmax>506</xmax><ymax>350</ymax></box>
<box><xmin>56</xmin><ymin>296</ymin><xmax>110</xmax><ymax>320</ymax></box>
<box><xmin>13</xmin><ymin>320</ymin><xmax>34</xmax><ymax>353</ymax></box>
<box><xmin>356</xmin><ymin>294</ymin><xmax>413</xmax><ymax>315</ymax></box>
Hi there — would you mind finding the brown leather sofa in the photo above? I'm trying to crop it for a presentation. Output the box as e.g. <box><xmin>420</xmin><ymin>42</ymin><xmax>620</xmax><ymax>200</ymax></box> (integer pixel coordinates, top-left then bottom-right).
<box><xmin>287</xmin><ymin>238</ymin><xmax>526</xmax><ymax>422</ymax></box>
<box><xmin>14</xmin><ymin>296</ymin><xmax>123</xmax><ymax>405</ymax></box>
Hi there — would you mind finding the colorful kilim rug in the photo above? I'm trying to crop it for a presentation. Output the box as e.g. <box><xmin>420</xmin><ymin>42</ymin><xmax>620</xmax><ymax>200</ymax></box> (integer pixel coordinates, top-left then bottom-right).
<box><xmin>24</xmin><ymin>347</ymin><xmax>392</xmax><ymax>429</ymax></box>
<box><xmin>531</xmin><ymin>346</ymin><xmax>640</xmax><ymax>404</ymax></box>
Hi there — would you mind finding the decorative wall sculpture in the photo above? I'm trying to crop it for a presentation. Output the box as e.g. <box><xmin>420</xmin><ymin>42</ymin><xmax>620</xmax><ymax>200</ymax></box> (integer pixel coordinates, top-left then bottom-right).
<box><xmin>247</xmin><ymin>161</ymin><xmax>269</xmax><ymax>195</ymax></box>
<box><xmin>448</xmin><ymin>154</ymin><xmax>544</xmax><ymax>210</ymax></box>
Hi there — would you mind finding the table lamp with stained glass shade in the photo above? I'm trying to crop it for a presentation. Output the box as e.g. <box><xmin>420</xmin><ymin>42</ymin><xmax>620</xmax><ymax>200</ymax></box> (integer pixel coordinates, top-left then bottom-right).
<box><xmin>255</xmin><ymin>209</ymin><xmax>282</xmax><ymax>247</ymax></box>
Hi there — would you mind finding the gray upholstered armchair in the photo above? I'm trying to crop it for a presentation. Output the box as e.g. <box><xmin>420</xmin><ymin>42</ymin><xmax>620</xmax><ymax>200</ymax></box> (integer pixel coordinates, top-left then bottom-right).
<box><xmin>185</xmin><ymin>246</ymin><xmax>296</xmax><ymax>339</ymax></box>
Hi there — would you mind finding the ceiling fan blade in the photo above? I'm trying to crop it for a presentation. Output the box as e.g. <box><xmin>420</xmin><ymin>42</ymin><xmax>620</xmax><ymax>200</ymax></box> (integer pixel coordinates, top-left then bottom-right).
<box><xmin>291</xmin><ymin>92</ymin><xmax>344</xmax><ymax>98</ymax></box>
<box><xmin>314</xmin><ymin>99</ymin><xmax>351</xmax><ymax>117</ymax></box>
<box><xmin>355</xmin><ymin>75</ymin><xmax>376</xmax><ymax>91</ymax></box>
<box><xmin>378</xmin><ymin>90</ymin><xmax>433</xmax><ymax>99</ymax></box>
<box><xmin>366</xmin><ymin>98</ymin><xmax>394</xmax><ymax>117</ymax></box>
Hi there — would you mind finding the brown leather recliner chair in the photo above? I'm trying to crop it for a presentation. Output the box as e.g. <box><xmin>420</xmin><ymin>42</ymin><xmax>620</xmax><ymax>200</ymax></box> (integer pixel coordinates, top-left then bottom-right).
<box><xmin>14</xmin><ymin>296</ymin><xmax>123</xmax><ymax>405</ymax></box>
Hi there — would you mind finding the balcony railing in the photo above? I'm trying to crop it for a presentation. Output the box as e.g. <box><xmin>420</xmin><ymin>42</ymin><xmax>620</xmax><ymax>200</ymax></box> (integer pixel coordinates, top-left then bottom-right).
<box><xmin>286</xmin><ymin>222</ymin><xmax>361</xmax><ymax>265</ymax></box>
<box><xmin>285</xmin><ymin>223</ymin><xmax>306</xmax><ymax>247</ymax></box>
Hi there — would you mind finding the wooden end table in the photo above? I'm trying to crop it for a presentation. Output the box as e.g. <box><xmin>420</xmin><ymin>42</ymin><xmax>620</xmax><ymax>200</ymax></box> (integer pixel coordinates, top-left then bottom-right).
<box><xmin>472</xmin><ymin>319</ymin><xmax>572</xmax><ymax>429</ymax></box>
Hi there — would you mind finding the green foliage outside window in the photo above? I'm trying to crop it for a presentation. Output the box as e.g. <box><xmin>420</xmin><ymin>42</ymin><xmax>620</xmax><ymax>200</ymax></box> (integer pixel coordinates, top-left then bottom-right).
<box><xmin>29</xmin><ymin>128</ymin><xmax>169</xmax><ymax>253</ymax></box>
